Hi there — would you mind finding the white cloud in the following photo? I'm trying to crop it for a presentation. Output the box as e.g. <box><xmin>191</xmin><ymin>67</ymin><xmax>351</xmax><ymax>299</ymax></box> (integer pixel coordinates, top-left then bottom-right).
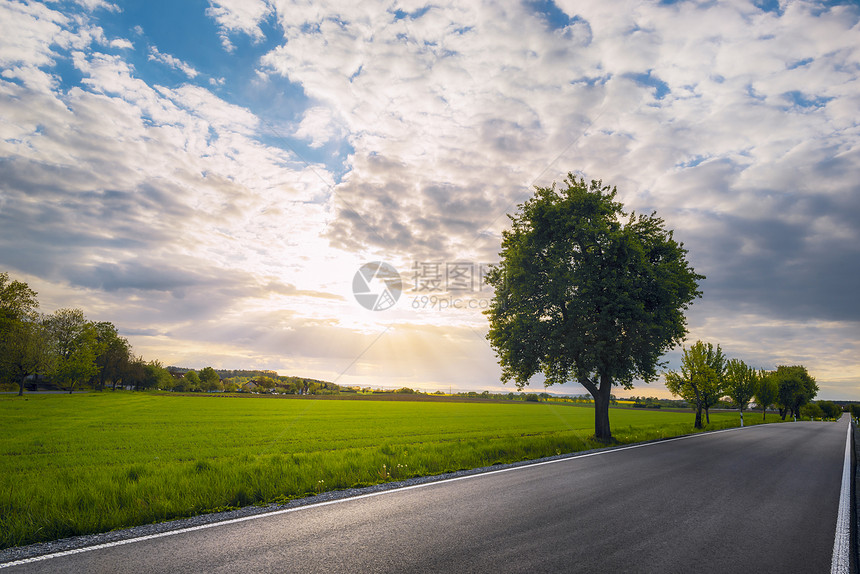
<box><xmin>206</xmin><ymin>0</ymin><xmax>272</xmax><ymax>51</ymax></box>
<box><xmin>71</xmin><ymin>0</ymin><xmax>119</xmax><ymax>12</ymax></box>
<box><xmin>148</xmin><ymin>45</ymin><xmax>199</xmax><ymax>79</ymax></box>
<box><xmin>294</xmin><ymin>106</ymin><xmax>344</xmax><ymax>148</ymax></box>
<box><xmin>3</xmin><ymin>0</ymin><xmax>860</xmax><ymax>397</ymax></box>
<box><xmin>0</xmin><ymin>1</ymin><xmax>68</xmax><ymax>68</ymax></box>
<box><xmin>110</xmin><ymin>38</ymin><xmax>133</xmax><ymax>50</ymax></box>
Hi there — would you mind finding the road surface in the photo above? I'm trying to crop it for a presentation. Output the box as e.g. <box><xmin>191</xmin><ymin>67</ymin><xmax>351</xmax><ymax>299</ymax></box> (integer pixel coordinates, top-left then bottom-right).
<box><xmin>2</xmin><ymin>419</ymin><xmax>850</xmax><ymax>573</ymax></box>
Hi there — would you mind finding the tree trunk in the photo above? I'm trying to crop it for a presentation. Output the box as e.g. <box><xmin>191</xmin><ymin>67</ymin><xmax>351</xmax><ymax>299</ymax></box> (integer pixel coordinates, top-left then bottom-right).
<box><xmin>762</xmin><ymin>407</ymin><xmax>766</xmax><ymax>421</ymax></box>
<box><xmin>692</xmin><ymin>386</ymin><xmax>703</xmax><ymax>429</ymax></box>
<box><xmin>739</xmin><ymin>410</ymin><xmax>744</xmax><ymax>427</ymax></box>
<box><xmin>17</xmin><ymin>375</ymin><xmax>25</xmax><ymax>397</ymax></box>
<box><xmin>705</xmin><ymin>407</ymin><xmax>710</xmax><ymax>425</ymax></box>
<box><xmin>586</xmin><ymin>374</ymin><xmax>613</xmax><ymax>442</ymax></box>
<box><xmin>593</xmin><ymin>392</ymin><xmax>612</xmax><ymax>442</ymax></box>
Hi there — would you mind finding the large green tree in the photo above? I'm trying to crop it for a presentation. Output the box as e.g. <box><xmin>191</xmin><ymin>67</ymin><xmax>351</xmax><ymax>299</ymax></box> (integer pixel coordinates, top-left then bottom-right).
<box><xmin>665</xmin><ymin>341</ymin><xmax>724</xmax><ymax>429</ymax></box>
<box><xmin>724</xmin><ymin>358</ymin><xmax>758</xmax><ymax>427</ymax></box>
<box><xmin>484</xmin><ymin>174</ymin><xmax>703</xmax><ymax>441</ymax></box>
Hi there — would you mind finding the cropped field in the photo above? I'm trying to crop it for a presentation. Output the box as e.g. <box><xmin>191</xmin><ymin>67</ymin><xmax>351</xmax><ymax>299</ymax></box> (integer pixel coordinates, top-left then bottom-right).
<box><xmin>0</xmin><ymin>392</ymin><xmax>779</xmax><ymax>549</ymax></box>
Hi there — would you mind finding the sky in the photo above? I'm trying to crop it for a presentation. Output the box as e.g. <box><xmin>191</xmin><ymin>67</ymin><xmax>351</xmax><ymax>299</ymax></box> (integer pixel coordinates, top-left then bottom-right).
<box><xmin>0</xmin><ymin>0</ymin><xmax>858</xmax><ymax>400</ymax></box>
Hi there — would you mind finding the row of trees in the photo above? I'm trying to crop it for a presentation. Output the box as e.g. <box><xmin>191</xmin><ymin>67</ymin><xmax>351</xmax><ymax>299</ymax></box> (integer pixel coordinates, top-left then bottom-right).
<box><xmin>0</xmin><ymin>272</ymin><xmax>170</xmax><ymax>395</ymax></box>
<box><xmin>228</xmin><ymin>374</ymin><xmax>338</xmax><ymax>395</ymax></box>
<box><xmin>664</xmin><ymin>340</ymin><xmax>819</xmax><ymax>429</ymax></box>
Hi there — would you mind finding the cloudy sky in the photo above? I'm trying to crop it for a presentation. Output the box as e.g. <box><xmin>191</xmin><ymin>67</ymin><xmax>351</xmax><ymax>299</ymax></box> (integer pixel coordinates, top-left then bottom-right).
<box><xmin>1</xmin><ymin>0</ymin><xmax>858</xmax><ymax>399</ymax></box>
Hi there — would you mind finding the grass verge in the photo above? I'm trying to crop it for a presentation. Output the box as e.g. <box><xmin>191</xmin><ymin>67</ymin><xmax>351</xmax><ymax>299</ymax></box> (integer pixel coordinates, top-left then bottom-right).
<box><xmin>0</xmin><ymin>392</ymin><xmax>782</xmax><ymax>549</ymax></box>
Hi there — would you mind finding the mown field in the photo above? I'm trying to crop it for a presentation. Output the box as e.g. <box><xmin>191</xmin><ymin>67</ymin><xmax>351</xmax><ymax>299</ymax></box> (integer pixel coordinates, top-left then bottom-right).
<box><xmin>0</xmin><ymin>392</ymin><xmax>780</xmax><ymax>549</ymax></box>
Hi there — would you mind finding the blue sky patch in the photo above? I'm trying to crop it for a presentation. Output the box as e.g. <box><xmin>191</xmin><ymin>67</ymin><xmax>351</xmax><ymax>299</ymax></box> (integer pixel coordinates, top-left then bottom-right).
<box><xmin>393</xmin><ymin>6</ymin><xmax>432</xmax><ymax>20</ymax></box>
<box><xmin>783</xmin><ymin>90</ymin><xmax>833</xmax><ymax>109</ymax></box>
<box><xmin>525</xmin><ymin>0</ymin><xmax>572</xmax><ymax>30</ymax></box>
<box><xmin>753</xmin><ymin>0</ymin><xmax>784</xmax><ymax>15</ymax></box>
<box><xmin>625</xmin><ymin>70</ymin><xmax>671</xmax><ymax>100</ymax></box>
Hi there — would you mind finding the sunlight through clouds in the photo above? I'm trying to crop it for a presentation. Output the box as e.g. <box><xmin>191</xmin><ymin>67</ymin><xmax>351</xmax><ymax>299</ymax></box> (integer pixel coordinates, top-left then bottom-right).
<box><xmin>0</xmin><ymin>0</ymin><xmax>858</xmax><ymax>398</ymax></box>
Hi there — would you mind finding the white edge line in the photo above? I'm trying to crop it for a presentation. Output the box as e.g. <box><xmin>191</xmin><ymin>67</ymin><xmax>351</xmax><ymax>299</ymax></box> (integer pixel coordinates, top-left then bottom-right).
<box><xmin>0</xmin><ymin>425</ymin><xmax>749</xmax><ymax>569</ymax></box>
<box><xmin>831</xmin><ymin>419</ymin><xmax>852</xmax><ymax>574</ymax></box>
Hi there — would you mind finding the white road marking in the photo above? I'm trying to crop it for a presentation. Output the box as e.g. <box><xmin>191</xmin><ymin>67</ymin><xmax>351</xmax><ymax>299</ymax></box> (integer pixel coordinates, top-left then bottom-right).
<box><xmin>830</xmin><ymin>419</ymin><xmax>852</xmax><ymax>574</ymax></box>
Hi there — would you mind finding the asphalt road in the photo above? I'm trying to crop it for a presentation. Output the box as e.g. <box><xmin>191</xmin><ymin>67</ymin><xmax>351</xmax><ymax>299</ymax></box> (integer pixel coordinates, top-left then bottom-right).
<box><xmin>3</xmin><ymin>419</ymin><xmax>849</xmax><ymax>573</ymax></box>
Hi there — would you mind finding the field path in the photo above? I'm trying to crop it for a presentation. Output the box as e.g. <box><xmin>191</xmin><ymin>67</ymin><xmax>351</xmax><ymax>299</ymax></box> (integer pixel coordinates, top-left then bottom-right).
<box><xmin>2</xmin><ymin>419</ymin><xmax>849</xmax><ymax>573</ymax></box>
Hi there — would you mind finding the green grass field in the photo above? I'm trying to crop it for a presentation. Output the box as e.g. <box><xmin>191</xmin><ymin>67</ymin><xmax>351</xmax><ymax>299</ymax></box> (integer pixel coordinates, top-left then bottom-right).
<box><xmin>0</xmin><ymin>392</ymin><xmax>781</xmax><ymax>549</ymax></box>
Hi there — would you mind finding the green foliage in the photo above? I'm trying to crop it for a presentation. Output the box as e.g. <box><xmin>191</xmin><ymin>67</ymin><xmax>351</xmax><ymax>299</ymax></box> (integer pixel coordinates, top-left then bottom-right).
<box><xmin>665</xmin><ymin>341</ymin><xmax>725</xmax><ymax>429</ymax></box>
<box><xmin>92</xmin><ymin>322</ymin><xmax>132</xmax><ymax>391</ymax></box>
<box><xmin>724</xmin><ymin>359</ymin><xmax>758</xmax><ymax>425</ymax></box>
<box><xmin>182</xmin><ymin>370</ymin><xmax>201</xmax><ymax>392</ymax></box>
<box><xmin>484</xmin><ymin>174</ymin><xmax>703</xmax><ymax>440</ymax></box>
<box><xmin>800</xmin><ymin>402</ymin><xmax>824</xmax><ymax>420</ymax></box>
<box><xmin>0</xmin><ymin>274</ymin><xmax>50</xmax><ymax>396</ymax></box>
<box><xmin>0</xmin><ymin>272</ymin><xmax>39</xmax><ymax>324</ymax></box>
<box><xmin>753</xmin><ymin>370</ymin><xmax>778</xmax><ymax>421</ymax></box>
<box><xmin>815</xmin><ymin>401</ymin><xmax>841</xmax><ymax>420</ymax></box>
<box><xmin>43</xmin><ymin>309</ymin><xmax>99</xmax><ymax>393</ymax></box>
<box><xmin>140</xmin><ymin>360</ymin><xmax>173</xmax><ymax>391</ymax></box>
<box><xmin>773</xmin><ymin>365</ymin><xmax>818</xmax><ymax>420</ymax></box>
<box><xmin>199</xmin><ymin>367</ymin><xmax>221</xmax><ymax>392</ymax></box>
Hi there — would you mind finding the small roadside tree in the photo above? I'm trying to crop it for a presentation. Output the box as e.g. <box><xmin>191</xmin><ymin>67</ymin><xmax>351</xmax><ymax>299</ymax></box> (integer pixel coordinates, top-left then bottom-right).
<box><xmin>753</xmin><ymin>370</ymin><xmax>778</xmax><ymax>421</ymax></box>
<box><xmin>664</xmin><ymin>341</ymin><xmax>724</xmax><ymax>429</ymax></box>
<box><xmin>724</xmin><ymin>359</ymin><xmax>758</xmax><ymax>427</ymax></box>
<box><xmin>699</xmin><ymin>352</ymin><xmax>726</xmax><ymax>425</ymax></box>
<box><xmin>774</xmin><ymin>365</ymin><xmax>818</xmax><ymax>420</ymax></box>
<box><xmin>801</xmin><ymin>402</ymin><xmax>824</xmax><ymax>420</ymax></box>
<box><xmin>484</xmin><ymin>174</ymin><xmax>703</xmax><ymax>441</ymax></box>
<box><xmin>817</xmin><ymin>401</ymin><xmax>841</xmax><ymax>420</ymax></box>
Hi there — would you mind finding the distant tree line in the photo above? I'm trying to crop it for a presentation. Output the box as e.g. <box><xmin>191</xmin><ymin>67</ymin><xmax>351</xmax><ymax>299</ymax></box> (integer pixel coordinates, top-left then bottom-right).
<box><xmin>0</xmin><ymin>272</ymin><xmax>156</xmax><ymax>394</ymax></box>
<box><xmin>664</xmin><ymin>340</ymin><xmax>822</xmax><ymax>428</ymax></box>
<box><xmin>0</xmin><ymin>272</ymin><xmax>336</xmax><ymax>396</ymax></box>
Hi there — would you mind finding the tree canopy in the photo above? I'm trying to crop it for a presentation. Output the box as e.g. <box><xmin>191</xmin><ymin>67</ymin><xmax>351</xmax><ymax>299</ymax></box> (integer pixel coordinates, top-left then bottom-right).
<box><xmin>484</xmin><ymin>174</ymin><xmax>703</xmax><ymax>440</ymax></box>
<box><xmin>753</xmin><ymin>369</ymin><xmax>778</xmax><ymax>421</ymax></box>
<box><xmin>1</xmin><ymin>273</ymin><xmax>51</xmax><ymax>395</ymax></box>
<box><xmin>665</xmin><ymin>341</ymin><xmax>725</xmax><ymax>429</ymax></box>
<box><xmin>773</xmin><ymin>365</ymin><xmax>818</xmax><ymax>420</ymax></box>
<box><xmin>1</xmin><ymin>272</ymin><xmax>138</xmax><ymax>395</ymax></box>
<box><xmin>724</xmin><ymin>358</ymin><xmax>758</xmax><ymax>426</ymax></box>
<box><xmin>0</xmin><ymin>272</ymin><xmax>39</xmax><ymax>324</ymax></box>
